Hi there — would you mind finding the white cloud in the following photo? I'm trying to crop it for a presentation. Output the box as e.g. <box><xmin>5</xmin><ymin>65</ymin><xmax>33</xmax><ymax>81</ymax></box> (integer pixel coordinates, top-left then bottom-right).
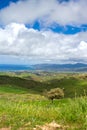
<box><xmin>0</xmin><ymin>0</ymin><xmax>87</xmax><ymax>26</ymax></box>
<box><xmin>0</xmin><ymin>23</ymin><xmax>87</xmax><ymax>63</ymax></box>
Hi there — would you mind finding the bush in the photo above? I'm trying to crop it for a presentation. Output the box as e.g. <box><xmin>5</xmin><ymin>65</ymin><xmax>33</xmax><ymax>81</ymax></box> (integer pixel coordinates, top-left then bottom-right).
<box><xmin>47</xmin><ymin>88</ymin><xmax>64</xmax><ymax>102</ymax></box>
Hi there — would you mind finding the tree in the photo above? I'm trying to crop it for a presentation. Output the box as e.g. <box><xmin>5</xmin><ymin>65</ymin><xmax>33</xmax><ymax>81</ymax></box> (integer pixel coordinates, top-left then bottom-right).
<box><xmin>47</xmin><ymin>88</ymin><xmax>64</xmax><ymax>102</ymax></box>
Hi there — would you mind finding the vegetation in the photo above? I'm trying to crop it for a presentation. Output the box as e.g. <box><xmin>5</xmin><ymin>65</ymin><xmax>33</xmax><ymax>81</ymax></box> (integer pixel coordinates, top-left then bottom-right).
<box><xmin>0</xmin><ymin>72</ymin><xmax>87</xmax><ymax>129</ymax></box>
<box><xmin>0</xmin><ymin>72</ymin><xmax>87</xmax><ymax>98</ymax></box>
<box><xmin>47</xmin><ymin>88</ymin><xmax>64</xmax><ymax>102</ymax></box>
<box><xmin>0</xmin><ymin>93</ymin><xmax>87</xmax><ymax>130</ymax></box>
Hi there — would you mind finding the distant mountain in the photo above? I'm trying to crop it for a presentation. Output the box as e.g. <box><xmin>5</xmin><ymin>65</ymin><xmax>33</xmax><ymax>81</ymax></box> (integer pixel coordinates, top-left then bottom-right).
<box><xmin>32</xmin><ymin>63</ymin><xmax>87</xmax><ymax>72</ymax></box>
<box><xmin>0</xmin><ymin>63</ymin><xmax>87</xmax><ymax>72</ymax></box>
<box><xmin>0</xmin><ymin>64</ymin><xmax>34</xmax><ymax>71</ymax></box>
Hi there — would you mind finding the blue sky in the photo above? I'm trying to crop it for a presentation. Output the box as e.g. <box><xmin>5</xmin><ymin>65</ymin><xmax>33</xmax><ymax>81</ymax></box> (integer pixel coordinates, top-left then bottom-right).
<box><xmin>0</xmin><ymin>0</ymin><xmax>87</xmax><ymax>64</ymax></box>
<box><xmin>0</xmin><ymin>0</ymin><xmax>18</xmax><ymax>9</ymax></box>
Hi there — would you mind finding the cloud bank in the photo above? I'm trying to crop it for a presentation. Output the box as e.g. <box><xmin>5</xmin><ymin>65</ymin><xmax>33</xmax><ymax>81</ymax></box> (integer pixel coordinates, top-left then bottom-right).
<box><xmin>0</xmin><ymin>23</ymin><xmax>87</xmax><ymax>63</ymax></box>
<box><xmin>0</xmin><ymin>0</ymin><xmax>87</xmax><ymax>64</ymax></box>
<box><xmin>0</xmin><ymin>0</ymin><xmax>87</xmax><ymax>26</ymax></box>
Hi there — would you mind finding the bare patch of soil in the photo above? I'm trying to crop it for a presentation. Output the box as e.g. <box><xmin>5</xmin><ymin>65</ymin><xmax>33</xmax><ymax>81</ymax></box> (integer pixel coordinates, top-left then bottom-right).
<box><xmin>33</xmin><ymin>121</ymin><xmax>68</xmax><ymax>130</ymax></box>
<box><xmin>0</xmin><ymin>128</ymin><xmax>11</xmax><ymax>130</ymax></box>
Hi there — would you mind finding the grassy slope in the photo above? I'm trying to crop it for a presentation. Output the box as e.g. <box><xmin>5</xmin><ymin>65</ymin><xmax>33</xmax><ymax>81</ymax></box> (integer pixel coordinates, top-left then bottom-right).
<box><xmin>0</xmin><ymin>72</ymin><xmax>87</xmax><ymax>98</ymax></box>
<box><xmin>0</xmin><ymin>93</ymin><xmax>87</xmax><ymax>130</ymax></box>
<box><xmin>0</xmin><ymin>72</ymin><xmax>87</xmax><ymax>129</ymax></box>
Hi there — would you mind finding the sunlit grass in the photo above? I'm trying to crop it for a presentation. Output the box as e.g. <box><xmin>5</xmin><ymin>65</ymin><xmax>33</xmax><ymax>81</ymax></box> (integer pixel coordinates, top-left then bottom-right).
<box><xmin>0</xmin><ymin>93</ymin><xmax>87</xmax><ymax>130</ymax></box>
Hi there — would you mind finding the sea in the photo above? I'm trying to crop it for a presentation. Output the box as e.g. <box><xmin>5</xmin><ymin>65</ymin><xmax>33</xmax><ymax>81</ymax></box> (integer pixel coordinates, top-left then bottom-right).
<box><xmin>0</xmin><ymin>64</ymin><xmax>33</xmax><ymax>71</ymax></box>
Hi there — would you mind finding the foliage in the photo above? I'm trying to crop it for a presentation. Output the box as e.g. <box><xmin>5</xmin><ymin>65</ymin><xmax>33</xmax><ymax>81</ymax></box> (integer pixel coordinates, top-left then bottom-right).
<box><xmin>47</xmin><ymin>88</ymin><xmax>64</xmax><ymax>101</ymax></box>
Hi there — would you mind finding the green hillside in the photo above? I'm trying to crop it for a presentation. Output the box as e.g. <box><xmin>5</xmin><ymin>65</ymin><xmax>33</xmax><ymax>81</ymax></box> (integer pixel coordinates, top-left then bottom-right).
<box><xmin>0</xmin><ymin>72</ymin><xmax>87</xmax><ymax>98</ymax></box>
<box><xmin>0</xmin><ymin>72</ymin><xmax>87</xmax><ymax>129</ymax></box>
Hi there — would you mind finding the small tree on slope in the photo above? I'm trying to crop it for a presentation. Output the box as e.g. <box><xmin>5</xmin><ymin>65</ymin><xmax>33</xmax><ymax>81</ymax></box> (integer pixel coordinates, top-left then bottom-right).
<box><xmin>47</xmin><ymin>88</ymin><xmax>64</xmax><ymax>102</ymax></box>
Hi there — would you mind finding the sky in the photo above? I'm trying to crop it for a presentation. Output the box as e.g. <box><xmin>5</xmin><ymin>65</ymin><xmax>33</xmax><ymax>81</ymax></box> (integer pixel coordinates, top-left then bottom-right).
<box><xmin>0</xmin><ymin>0</ymin><xmax>87</xmax><ymax>65</ymax></box>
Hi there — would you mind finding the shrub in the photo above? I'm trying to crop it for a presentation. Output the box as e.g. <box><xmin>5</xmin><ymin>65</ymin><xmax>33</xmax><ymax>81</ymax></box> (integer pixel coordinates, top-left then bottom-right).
<box><xmin>47</xmin><ymin>88</ymin><xmax>64</xmax><ymax>102</ymax></box>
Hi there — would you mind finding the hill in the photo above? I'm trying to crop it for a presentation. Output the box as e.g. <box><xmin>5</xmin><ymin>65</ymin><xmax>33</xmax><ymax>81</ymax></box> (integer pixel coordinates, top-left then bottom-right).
<box><xmin>0</xmin><ymin>72</ymin><xmax>87</xmax><ymax>129</ymax></box>
<box><xmin>0</xmin><ymin>72</ymin><xmax>87</xmax><ymax>98</ymax></box>
<box><xmin>33</xmin><ymin>63</ymin><xmax>87</xmax><ymax>72</ymax></box>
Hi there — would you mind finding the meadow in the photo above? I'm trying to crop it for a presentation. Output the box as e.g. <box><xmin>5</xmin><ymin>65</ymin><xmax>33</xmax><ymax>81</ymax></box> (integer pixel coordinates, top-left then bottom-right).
<box><xmin>0</xmin><ymin>72</ymin><xmax>87</xmax><ymax>130</ymax></box>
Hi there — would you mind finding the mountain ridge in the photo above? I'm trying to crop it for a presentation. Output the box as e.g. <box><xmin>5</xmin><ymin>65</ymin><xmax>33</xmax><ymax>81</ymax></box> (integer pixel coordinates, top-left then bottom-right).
<box><xmin>32</xmin><ymin>63</ymin><xmax>87</xmax><ymax>72</ymax></box>
<box><xmin>0</xmin><ymin>63</ymin><xmax>87</xmax><ymax>72</ymax></box>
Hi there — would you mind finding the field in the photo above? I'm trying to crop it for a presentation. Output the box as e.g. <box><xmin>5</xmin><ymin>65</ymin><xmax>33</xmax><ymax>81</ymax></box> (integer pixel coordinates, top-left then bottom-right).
<box><xmin>0</xmin><ymin>72</ymin><xmax>87</xmax><ymax>130</ymax></box>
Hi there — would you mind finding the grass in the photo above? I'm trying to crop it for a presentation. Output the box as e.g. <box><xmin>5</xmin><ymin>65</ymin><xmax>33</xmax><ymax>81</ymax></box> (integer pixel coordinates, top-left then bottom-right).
<box><xmin>0</xmin><ymin>94</ymin><xmax>87</xmax><ymax>130</ymax></box>
<box><xmin>0</xmin><ymin>73</ymin><xmax>87</xmax><ymax>98</ymax></box>
<box><xmin>0</xmin><ymin>72</ymin><xmax>87</xmax><ymax>129</ymax></box>
<box><xmin>0</xmin><ymin>85</ymin><xmax>30</xmax><ymax>94</ymax></box>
